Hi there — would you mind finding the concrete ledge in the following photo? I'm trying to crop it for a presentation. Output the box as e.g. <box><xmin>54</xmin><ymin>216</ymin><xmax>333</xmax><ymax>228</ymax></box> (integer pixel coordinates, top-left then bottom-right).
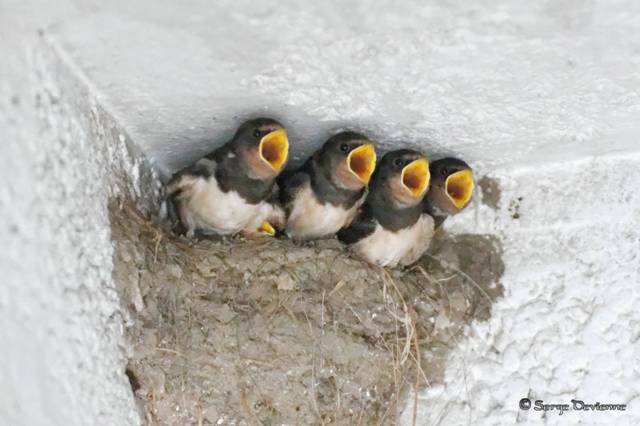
<box><xmin>36</xmin><ymin>31</ymin><xmax>161</xmax><ymax>211</ymax></box>
<box><xmin>4</xmin><ymin>2</ymin><xmax>640</xmax><ymax>425</ymax></box>
<box><xmin>0</xmin><ymin>32</ymin><xmax>163</xmax><ymax>425</ymax></box>
<box><xmin>44</xmin><ymin>2</ymin><xmax>640</xmax><ymax>178</ymax></box>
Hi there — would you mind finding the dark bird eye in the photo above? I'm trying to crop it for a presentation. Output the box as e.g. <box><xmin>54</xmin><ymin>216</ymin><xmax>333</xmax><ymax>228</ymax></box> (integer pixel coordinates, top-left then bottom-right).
<box><xmin>253</xmin><ymin>129</ymin><xmax>262</xmax><ymax>138</ymax></box>
<box><xmin>441</xmin><ymin>167</ymin><xmax>450</xmax><ymax>176</ymax></box>
<box><xmin>340</xmin><ymin>143</ymin><xmax>349</xmax><ymax>152</ymax></box>
<box><xmin>394</xmin><ymin>158</ymin><xmax>405</xmax><ymax>168</ymax></box>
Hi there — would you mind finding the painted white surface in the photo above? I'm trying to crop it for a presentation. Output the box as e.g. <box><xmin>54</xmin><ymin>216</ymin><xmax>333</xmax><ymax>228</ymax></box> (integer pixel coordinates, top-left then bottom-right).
<box><xmin>1</xmin><ymin>2</ymin><xmax>141</xmax><ymax>424</ymax></box>
<box><xmin>2</xmin><ymin>0</ymin><xmax>640</xmax><ymax>425</ymax></box>
<box><xmin>46</xmin><ymin>0</ymin><xmax>640</xmax><ymax>178</ymax></box>
<box><xmin>402</xmin><ymin>155</ymin><xmax>640</xmax><ymax>424</ymax></box>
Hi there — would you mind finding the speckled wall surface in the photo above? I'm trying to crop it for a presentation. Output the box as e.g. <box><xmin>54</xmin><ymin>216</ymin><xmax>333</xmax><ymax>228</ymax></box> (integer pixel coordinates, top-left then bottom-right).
<box><xmin>406</xmin><ymin>154</ymin><xmax>640</xmax><ymax>424</ymax></box>
<box><xmin>2</xmin><ymin>1</ymin><xmax>640</xmax><ymax>425</ymax></box>
<box><xmin>1</xmin><ymin>8</ymin><xmax>154</xmax><ymax>422</ymax></box>
<box><xmin>45</xmin><ymin>0</ymin><xmax>640</xmax><ymax>178</ymax></box>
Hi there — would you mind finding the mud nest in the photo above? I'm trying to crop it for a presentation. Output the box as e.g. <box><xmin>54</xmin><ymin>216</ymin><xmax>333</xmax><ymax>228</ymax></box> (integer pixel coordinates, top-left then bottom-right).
<box><xmin>110</xmin><ymin>201</ymin><xmax>503</xmax><ymax>425</ymax></box>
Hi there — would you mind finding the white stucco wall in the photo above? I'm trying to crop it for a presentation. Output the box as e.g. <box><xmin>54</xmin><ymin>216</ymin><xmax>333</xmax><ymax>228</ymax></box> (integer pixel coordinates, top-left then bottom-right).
<box><xmin>44</xmin><ymin>0</ymin><xmax>640</xmax><ymax>179</ymax></box>
<box><xmin>0</xmin><ymin>71</ymin><xmax>142</xmax><ymax>423</ymax></box>
<box><xmin>1</xmin><ymin>4</ymin><xmax>153</xmax><ymax>423</ymax></box>
<box><xmin>402</xmin><ymin>154</ymin><xmax>640</xmax><ymax>424</ymax></box>
<box><xmin>2</xmin><ymin>1</ymin><xmax>640</xmax><ymax>425</ymax></box>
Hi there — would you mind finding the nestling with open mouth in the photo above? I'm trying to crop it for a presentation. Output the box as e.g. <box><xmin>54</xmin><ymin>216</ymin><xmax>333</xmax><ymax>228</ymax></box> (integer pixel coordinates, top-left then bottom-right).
<box><xmin>279</xmin><ymin>131</ymin><xmax>377</xmax><ymax>240</ymax></box>
<box><xmin>165</xmin><ymin>118</ymin><xmax>289</xmax><ymax>238</ymax></box>
<box><xmin>337</xmin><ymin>149</ymin><xmax>432</xmax><ymax>267</ymax></box>
<box><xmin>392</xmin><ymin>157</ymin><xmax>476</xmax><ymax>265</ymax></box>
<box><xmin>422</xmin><ymin>157</ymin><xmax>475</xmax><ymax>228</ymax></box>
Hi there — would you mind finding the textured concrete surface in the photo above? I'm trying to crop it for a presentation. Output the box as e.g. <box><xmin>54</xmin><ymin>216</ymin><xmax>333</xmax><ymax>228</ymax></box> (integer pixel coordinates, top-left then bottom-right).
<box><xmin>2</xmin><ymin>0</ymin><xmax>640</xmax><ymax>425</ymax></box>
<box><xmin>402</xmin><ymin>154</ymin><xmax>640</xmax><ymax>424</ymax></box>
<box><xmin>46</xmin><ymin>0</ymin><xmax>640</xmax><ymax>178</ymax></box>
<box><xmin>1</xmin><ymin>2</ymin><xmax>149</xmax><ymax>423</ymax></box>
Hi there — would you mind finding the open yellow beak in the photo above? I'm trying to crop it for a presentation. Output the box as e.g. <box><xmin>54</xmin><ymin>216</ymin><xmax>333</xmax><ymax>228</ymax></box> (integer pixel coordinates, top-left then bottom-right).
<box><xmin>347</xmin><ymin>143</ymin><xmax>376</xmax><ymax>184</ymax></box>
<box><xmin>259</xmin><ymin>128</ymin><xmax>289</xmax><ymax>172</ymax></box>
<box><xmin>445</xmin><ymin>169</ymin><xmax>474</xmax><ymax>209</ymax></box>
<box><xmin>401</xmin><ymin>158</ymin><xmax>430</xmax><ymax>198</ymax></box>
<box><xmin>258</xmin><ymin>221</ymin><xmax>276</xmax><ymax>236</ymax></box>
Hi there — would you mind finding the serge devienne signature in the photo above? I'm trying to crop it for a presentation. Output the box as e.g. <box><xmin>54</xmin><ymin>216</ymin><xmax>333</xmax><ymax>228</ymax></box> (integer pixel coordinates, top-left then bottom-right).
<box><xmin>520</xmin><ymin>398</ymin><xmax>627</xmax><ymax>415</ymax></box>
<box><xmin>533</xmin><ymin>399</ymin><xmax>627</xmax><ymax>415</ymax></box>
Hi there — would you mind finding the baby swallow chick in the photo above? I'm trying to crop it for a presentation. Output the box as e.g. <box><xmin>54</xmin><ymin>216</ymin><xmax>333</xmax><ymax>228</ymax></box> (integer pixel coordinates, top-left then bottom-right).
<box><xmin>165</xmin><ymin>118</ymin><xmax>289</xmax><ymax>238</ymax></box>
<box><xmin>423</xmin><ymin>157</ymin><xmax>475</xmax><ymax>228</ymax></box>
<box><xmin>396</xmin><ymin>157</ymin><xmax>475</xmax><ymax>264</ymax></box>
<box><xmin>337</xmin><ymin>149</ymin><xmax>432</xmax><ymax>267</ymax></box>
<box><xmin>279</xmin><ymin>132</ymin><xmax>376</xmax><ymax>240</ymax></box>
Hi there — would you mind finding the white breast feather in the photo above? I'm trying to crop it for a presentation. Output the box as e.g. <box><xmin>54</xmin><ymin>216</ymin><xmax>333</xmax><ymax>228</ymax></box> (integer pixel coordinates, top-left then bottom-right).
<box><xmin>175</xmin><ymin>161</ymin><xmax>268</xmax><ymax>235</ymax></box>
<box><xmin>286</xmin><ymin>183</ymin><xmax>364</xmax><ymax>240</ymax></box>
<box><xmin>354</xmin><ymin>214</ymin><xmax>435</xmax><ymax>267</ymax></box>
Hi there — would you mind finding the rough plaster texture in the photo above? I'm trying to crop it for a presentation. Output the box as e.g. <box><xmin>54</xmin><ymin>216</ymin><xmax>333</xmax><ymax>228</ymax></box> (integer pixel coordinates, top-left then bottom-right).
<box><xmin>44</xmin><ymin>0</ymin><xmax>640</xmax><ymax>178</ymax></box>
<box><xmin>1</xmin><ymin>22</ymin><xmax>153</xmax><ymax>426</ymax></box>
<box><xmin>2</xmin><ymin>0</ymin><xmax>640</xmax><ymax>425</ymax></box>
<box><xmin>401</xmin><ymin>155</ymin><xmax>640</xmax><ymax>424</ymax></box>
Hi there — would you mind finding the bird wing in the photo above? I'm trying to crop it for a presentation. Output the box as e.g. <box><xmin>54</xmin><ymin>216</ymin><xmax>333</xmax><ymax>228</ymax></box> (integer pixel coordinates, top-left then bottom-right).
<box><xmin>422</xmin><ymin>199</ymin><xmax>447</xmax><ymax>229</ymax></box>
<box><xmin>205</xmin><ymin>140</ymin><xmax>232</xmax><ymax>163</ymax></box>
<box><xmin>164</xmin><ymin>158</ymin><xmax>216</xmax><ymax>233</ymax></box>
<box><xmin>264</xmin><ymin>182</ymin><xmax>286</xmax><ymax>229</ymax></box>
<box><xmin>278</xmin><ymin>161</ymin><xmax>312</xmax><ymax>216</ymax></box>
<box><xmin>266</xmin><ymin>181</ymin><xmax>280</xmax><ymax>205</ymax></box>
<box><xmin>165</xmin><ymin>158</ymin><xmax>216</xmax><ymax>196</ymax></box>
<box><xmin>337</xmin><ymin>204</ymin><xmax>377</xmax><ymax>244</ymax></box>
